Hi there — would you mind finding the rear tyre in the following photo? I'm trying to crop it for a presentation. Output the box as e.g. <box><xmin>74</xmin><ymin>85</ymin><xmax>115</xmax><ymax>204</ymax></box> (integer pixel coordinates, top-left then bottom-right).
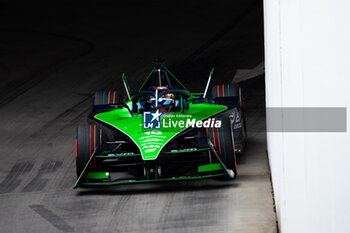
<box><xmin>207</xmin><ymin>114</ymin><xmax>238</xmax><ymax>179</ymax></box>
<box><xmin>76</xmin><ymin>124</ymin><xmax>102</xmax><ymax>178</ymax></box>
<box><xmin>211</xmin><ymin>83</ymin><xmax>239</xmax><ymax>99</ymax></box>
<box><xmin>94</xmin><ymin>90</ymin><xmax>119</xmax><ymax>105</ymax></box>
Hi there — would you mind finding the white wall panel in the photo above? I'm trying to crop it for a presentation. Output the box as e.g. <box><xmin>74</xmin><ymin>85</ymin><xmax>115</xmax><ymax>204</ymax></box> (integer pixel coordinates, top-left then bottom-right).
<box><xmin>264</xmin><ymin>0</ymin><xmax>350</xmax><ymax>232</ymax></box>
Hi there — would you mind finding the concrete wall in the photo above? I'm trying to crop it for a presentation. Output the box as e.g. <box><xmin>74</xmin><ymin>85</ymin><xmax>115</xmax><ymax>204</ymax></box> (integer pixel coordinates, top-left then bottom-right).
<box><xmin>264</xmin><ymin>0</ymin><xmax>350</xmax><ymax>232</ymax></box>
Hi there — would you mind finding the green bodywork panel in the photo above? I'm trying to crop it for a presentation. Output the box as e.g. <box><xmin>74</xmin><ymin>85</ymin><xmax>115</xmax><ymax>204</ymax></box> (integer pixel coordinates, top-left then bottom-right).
<box><xmin>95</xmin><ymin>103</ymin><xmax>227</xmax><ymax>160</ymax></box>
<box><xmin>87</xmin><ymin>172</ymin><xmax>110</xmax><ymax>179</ymax></box>
<box><xmin>197</xmin><ymin>163</ymin><xmax>223</xmax><ymax>172</ymax></box>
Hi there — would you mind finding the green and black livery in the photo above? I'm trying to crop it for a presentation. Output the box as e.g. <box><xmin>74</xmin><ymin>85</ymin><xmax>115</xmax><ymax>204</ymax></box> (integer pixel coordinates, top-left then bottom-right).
<box><xmin>74</xmin><ymin>62</ymin><xmax>247</xmax><ymax>188</ymax></box>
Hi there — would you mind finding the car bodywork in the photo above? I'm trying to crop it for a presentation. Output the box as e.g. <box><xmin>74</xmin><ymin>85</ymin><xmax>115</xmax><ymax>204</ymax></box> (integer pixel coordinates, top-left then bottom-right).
<box><xmin>74</xmin><ymin>64</ymin><xmax>246</xmax><ymax>188</ymax></box>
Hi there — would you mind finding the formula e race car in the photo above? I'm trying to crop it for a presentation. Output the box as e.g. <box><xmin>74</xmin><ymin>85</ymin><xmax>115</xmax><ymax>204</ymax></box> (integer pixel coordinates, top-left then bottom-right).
<box><xmin>74</xmin><ymin>61</ymin><xmax>247</xmax><ymax>188</ymax></box>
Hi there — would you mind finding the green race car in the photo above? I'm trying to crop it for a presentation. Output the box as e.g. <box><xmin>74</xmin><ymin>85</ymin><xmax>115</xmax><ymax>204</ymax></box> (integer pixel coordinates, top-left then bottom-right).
<box><xmin>74</xmin><ymin>61</ymin><xmax>247</xmax><ymax>188</ymax></box>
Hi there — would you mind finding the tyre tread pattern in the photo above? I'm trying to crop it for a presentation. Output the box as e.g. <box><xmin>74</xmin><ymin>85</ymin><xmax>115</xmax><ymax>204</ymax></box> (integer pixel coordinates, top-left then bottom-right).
<box><xmin>94</xmin><ymin>90</ymin><xmax>118</xmax><ymax>105</ymax></box>
<box><xmin>206</xmin><ymin>115</ymin><xmax>237</xmax><ymax>175</ymax></box>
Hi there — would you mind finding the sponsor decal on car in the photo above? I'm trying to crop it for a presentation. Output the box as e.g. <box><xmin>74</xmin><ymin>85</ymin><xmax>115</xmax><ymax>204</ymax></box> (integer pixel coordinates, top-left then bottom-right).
<box><xmin>170</xmin><ymin>148</ymin><xmax>198</xmax><ymax>152</ymax></box>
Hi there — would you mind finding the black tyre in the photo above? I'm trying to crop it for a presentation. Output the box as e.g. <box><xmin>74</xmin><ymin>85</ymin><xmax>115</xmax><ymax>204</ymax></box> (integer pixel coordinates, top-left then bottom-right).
<box><xmin>212</xmin><ymin>83</ymin><xmax>247</xmax><ymax>154</ymax></box>
<box><xmin>211</xmin><ymin>83</ymin><xmax>239</xmax><ymax>99</ymax></box>
<box><xmin>75</xmin><ymin>124</ymin><xmax>102</xmax><ymax>178</ymax></box>
<box><xmin>207</xmin><ymin>114</ymin><xmax>238</xmax><ymax>177</ymax></box>
<box><xmin>94</xmin><ymin>90</ymin><xmax>119</xmax><ymax>105</ymax></box>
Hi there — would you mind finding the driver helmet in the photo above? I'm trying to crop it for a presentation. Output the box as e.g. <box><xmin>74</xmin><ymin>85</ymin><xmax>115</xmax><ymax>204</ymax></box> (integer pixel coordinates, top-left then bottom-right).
<box><xmin>158</xmin><ymin>93</ymin><xmax>175</xmax><ymax>107</ymax></box>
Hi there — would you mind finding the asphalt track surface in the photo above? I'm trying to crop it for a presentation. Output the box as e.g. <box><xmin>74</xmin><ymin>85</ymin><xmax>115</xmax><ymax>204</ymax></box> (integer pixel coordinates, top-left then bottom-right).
<box><xmin>0</xmin><ymin>1</ymin><xmax>276</xmax><ymax>232</ymax></box>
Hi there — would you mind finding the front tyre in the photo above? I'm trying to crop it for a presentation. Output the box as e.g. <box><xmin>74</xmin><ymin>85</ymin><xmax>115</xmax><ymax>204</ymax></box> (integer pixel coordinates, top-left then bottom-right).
<box><xmin>212</xmin><ymin>83</ymin><xmax>247</xmax><ymax>155</ymax></box>
<box><xmin>75</xmin><ymin>124</ymin><xmax>102</xmax><ymax>178</ymax></box>
<box><xmin>207</xmin><ymin>114</ymin><xmax>238</xmax><ymax>179</ymax></box>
